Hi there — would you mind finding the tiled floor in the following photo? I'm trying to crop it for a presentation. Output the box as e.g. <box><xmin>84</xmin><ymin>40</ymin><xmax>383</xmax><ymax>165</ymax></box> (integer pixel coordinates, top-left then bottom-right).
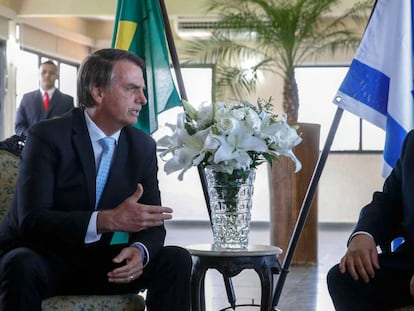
<box><xmin>164</xmin><ymin>221</ymin><xmax>353</xmax><ymax>311</ymax></box>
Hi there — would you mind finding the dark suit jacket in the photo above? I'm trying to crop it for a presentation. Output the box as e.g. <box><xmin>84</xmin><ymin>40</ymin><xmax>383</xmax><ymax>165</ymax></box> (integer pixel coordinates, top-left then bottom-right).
<box><xmin>15</xmin><ymin>89</ymin><xmax>74</xmax><ymax>136</ymax></box>
<box><xmin>353</xmin><ymin>130</ymin><xmax>414</xmax><ymax>255</ymax></box>
<box><xmin>0</xmin><ymin>108</ymin><xmax>165</xmax><ymax>264</ymax></box>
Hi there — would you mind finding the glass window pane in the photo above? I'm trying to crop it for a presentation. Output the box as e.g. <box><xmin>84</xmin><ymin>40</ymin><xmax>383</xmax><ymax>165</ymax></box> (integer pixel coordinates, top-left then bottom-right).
<box><xmin>16</xmin><ymin>50</ymin><xmax>39</xmax><ymax>108</ymax></box>
<box><xmin>362</xmin><ymin>120</ymin><xmax>385</xmax><ymax>150</ymax></box>
<box><xmin>333</xmin><ymin>111</ymin><xmax>360</xmax><ymax>150</ymax></box>
<box><xmin>173</xmin><ymin>66</ymin><xmax>213</xmax><ymax>105</ymax></box>
<box><xmin>40</xmin><ymin>56</ymin><xmax>55</xmax><ymax>63</ymax></box>
<box><xmin>153</xmin><ymin>66</ymin><xmax>213</xmax><ymax>138</ymax></box>
<box><xmin>59</xmin><ymin>63</ymin><xmax>78</xmax><ymax>105</ymax></box>
<box><xmin>296</xmin><ymin>66</ymin><xmax>347</xmax><ymax>146</ymax></box>
<box><xmin>296</xmin><ymin>66</ymin><xmax>360</xmax><ymax>150</ymax></box>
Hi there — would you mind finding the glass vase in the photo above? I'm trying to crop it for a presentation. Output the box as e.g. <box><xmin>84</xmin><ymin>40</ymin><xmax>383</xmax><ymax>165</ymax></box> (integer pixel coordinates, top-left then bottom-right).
<box><xmin>204</xmin><ymin>167</ymin><xmax>256</xmax><ymax>250</ymax></box>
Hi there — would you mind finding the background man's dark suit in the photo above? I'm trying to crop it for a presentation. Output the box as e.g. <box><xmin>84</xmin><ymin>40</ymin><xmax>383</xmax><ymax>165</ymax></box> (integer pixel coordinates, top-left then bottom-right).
<box><xmin>0</xmin><ymin>107</ymin><xmax>168</xmax><ymax>294</ymax></box>
<box><xmin>15</xmin><ymin>89</ymin><xmax>74</xmax><ymax>136</ymax></box>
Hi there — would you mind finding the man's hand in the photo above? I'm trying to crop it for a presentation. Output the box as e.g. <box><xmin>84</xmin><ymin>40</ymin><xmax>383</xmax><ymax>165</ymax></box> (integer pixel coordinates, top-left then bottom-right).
<box><xmin>339</xmin><ymin>234</ymin><xmax>380</xmax><ymax>283</ymax></box>
<box><xmin>97</xmin><ymin>183</ymin><xmax>173</xmax><ymax>233</ymax></box>
<box><xmin>107</xmin><ymin>246</ymin><xmax>143</xmax><ymax>283</ymax></box>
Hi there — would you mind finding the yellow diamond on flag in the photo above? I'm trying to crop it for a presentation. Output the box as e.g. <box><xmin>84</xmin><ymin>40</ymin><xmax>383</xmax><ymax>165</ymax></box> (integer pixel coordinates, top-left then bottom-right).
<box><xmin>114</xmin><ymin>20</ymin><xmax>137</xmax><ymax>51</ymax></box>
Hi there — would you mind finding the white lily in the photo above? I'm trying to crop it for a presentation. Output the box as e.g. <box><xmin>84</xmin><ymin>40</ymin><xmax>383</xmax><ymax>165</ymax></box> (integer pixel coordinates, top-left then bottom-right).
<box><xmin>157</xmin><ymin>98</ymin><xmax>302</xmax><ymax>179</ymax></box>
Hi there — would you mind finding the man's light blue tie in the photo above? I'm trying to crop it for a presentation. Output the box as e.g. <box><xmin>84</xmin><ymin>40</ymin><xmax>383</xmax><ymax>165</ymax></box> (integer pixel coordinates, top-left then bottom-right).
<box><xmin>95</xmin><ymin>137</ymin><xmax>129</xmax><ymax>244</ymax></box>
<box><xmin>95</xmin><ymin>137</ymin><xmax>115</xmax><ymax>208</ymax></box>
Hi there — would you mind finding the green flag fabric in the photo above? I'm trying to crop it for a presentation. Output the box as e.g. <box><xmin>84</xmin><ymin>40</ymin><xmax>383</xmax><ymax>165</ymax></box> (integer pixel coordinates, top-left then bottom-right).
<box><xmin>112</xmin><ymin>0</ymin><xmax>181</xmax><ymax>134</ymax></box>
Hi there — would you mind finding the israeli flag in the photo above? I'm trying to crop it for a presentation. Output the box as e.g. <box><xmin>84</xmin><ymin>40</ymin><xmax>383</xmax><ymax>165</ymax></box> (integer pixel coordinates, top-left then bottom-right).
<box><xmin>334</xmin><ymin>0</ymin><xmax>414</xmax><ymax>177</ymax></box>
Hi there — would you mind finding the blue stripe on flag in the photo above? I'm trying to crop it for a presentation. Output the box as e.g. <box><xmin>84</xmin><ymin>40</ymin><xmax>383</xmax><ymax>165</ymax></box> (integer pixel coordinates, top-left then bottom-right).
<box><xmin>384</xmin><ymin>115</ymin><xmax>408</xmax><ymax>169</ymax></box>
<box><xmin>339</xmin><ymin>59</ymin><xmax>389</xmax><ymax>117</ymax></box>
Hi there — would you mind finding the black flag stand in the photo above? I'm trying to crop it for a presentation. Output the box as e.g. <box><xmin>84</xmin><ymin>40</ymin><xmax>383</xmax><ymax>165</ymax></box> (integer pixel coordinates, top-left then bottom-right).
<box><xmin>272</xmin><ymin>0</ymin><xmax>378</xmax><ymax>305</ymax></box>
<box><xmin>272</xmin><ymin>107</ymin><xmax>344</xmax><ymax>309</ymax></box>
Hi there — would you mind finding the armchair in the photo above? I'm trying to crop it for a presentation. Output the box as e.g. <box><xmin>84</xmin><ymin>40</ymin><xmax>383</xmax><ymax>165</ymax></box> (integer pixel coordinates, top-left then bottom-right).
<box><xmin>0</xmin><ymin>135</ymin><xmax>145</xmax><ymax>311</ymax></box>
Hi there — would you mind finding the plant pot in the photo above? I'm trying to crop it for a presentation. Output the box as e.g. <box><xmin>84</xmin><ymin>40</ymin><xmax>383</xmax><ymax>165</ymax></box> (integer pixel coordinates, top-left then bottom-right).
<box><xmin>270</xmin><ymin>122</ymin><xmax>320</xmax><ymax>264</ymax></box>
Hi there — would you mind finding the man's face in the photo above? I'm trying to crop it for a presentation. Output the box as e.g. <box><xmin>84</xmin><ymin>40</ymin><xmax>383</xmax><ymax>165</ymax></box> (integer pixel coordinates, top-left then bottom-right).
<box><xmin>39</xmin><ymin>63</ymin><xmax>57</xmax><ymax>91</ymax></box>
<box><xmin>98</xmin><ymin>60</ymin><xmax>148</xmax><ymax>132</ymax></box>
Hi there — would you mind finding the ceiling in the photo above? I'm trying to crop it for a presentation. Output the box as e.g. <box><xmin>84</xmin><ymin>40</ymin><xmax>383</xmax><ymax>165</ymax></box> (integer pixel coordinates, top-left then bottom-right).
<box><xmin>0</xmin><ymin>0</ymin><xmax>366</xmax><ymax>48</ymax></box>
<box><xmin>0</xmin><ymin>0</ymin><xmax>215</xmax><ymax>47</ymax></box>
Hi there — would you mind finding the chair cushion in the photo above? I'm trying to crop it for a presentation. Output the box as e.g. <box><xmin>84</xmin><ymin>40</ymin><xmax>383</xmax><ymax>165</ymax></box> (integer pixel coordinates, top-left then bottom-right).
<box><xmin>42</xmin><ymin>294</ymin><xmax>146</xmax><ymax>311</ymax></box>
<box><xmin>0</xmin><ymin>150</ymin><xmax>19</xmax><ymax>221</ymax></box>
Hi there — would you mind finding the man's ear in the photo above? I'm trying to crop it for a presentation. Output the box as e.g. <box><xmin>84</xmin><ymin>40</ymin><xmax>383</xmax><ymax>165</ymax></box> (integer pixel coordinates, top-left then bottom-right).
<box><xmin>91</xmin><ymin>85</ymin><xmax>104</xmax><ymax>104</ymax></box>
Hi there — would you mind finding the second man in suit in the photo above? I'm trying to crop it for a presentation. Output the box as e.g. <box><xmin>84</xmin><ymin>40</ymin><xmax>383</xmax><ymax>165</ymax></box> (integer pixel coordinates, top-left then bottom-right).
<box><xmin>15</xmin><ymin>60</ymin><xmax>74</xmax><ymax>136</ymax></box>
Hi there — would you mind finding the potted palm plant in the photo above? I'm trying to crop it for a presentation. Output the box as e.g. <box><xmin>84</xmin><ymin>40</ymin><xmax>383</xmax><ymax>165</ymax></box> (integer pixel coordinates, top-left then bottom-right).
<box><xmin>182</xmin><ymin>0</ymin><xmax>373</xmax><ymax>263</ymax></box>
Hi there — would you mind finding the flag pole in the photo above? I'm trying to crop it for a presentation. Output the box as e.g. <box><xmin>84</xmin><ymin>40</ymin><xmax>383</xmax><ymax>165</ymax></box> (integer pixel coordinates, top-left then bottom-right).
<box><xmin>272</xmin><ymin>107</ymin><xmax>344</xmax><ymax>308</ymax></box>
<box><xmin>158</xmin><ymin>0</ymin><xmax>187</xmax><ymax>101</ymax></box>
<box><xmin>158</xmin><ymin>1</ymin><xmax>236</xmax><ymax>308</ymax></box>
<box><xmin>273</xmin><ymin>2</ymin><xmax>378</xmax><ymax>306</ymax></box>
<box><xmin>157</xmin><ymin>0</ymin><xmax>211</xmax><ymax>217</ymax></box>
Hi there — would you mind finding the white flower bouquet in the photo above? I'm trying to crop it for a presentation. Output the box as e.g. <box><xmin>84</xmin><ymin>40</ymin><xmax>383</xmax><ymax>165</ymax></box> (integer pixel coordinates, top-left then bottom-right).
<box><xmin>157</xmin><ymin>98</ymin><xmax>302</xmax><ymax>180</ymax></box>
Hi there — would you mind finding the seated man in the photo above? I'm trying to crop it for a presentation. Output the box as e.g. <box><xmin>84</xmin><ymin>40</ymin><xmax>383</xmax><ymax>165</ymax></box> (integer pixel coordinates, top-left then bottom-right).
<box><xmin>327</xmin><ymin>130</ymin><xmax>414</xmax><ymax>310</ymax></box>
<box><xmin>0</xmin><ymin>48</ymin><xmax>191</xmax><ymax>311</ymax></box>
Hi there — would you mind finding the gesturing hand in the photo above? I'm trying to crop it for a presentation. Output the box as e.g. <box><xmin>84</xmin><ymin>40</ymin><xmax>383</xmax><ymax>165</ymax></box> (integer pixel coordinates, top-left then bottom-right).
<box><xmin>97</xmin><ymin>183</ymin><xmax>173</xmax><ymax>233</ymax></box>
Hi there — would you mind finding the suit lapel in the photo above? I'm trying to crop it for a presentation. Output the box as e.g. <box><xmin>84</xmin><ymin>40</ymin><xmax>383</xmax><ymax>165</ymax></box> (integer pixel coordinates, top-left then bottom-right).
<box><xmin>36</xmin><ymin>91</ymin><xmax>47</xmax><ymax>118</ymax></box>
<box><xmin>47</xmin><ymin>89</ymin><xmax>56</xmax><ymax>114</ymax></box>
<box><xmin>45</xmin><ymin>89</ymin><xmax>59</xmax><ymax>117</ymax></box>
<box><xmin>71</xmin><ymin>109</ymin><xmax>96</xmax><ymax>209</ymax></box>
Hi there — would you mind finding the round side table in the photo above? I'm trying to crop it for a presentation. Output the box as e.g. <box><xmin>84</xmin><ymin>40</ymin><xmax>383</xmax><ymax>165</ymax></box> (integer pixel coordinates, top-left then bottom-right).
<box><xmin>187</xmin><ymin>244</ymin><xmax>282</xmax><ymax>311</ymax></box>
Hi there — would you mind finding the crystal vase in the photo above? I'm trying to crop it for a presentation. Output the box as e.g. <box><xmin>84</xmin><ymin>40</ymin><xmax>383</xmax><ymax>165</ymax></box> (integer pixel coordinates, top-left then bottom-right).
<box><xmin>204</xmin><ymin>167</ymin><xmax>256</xmax><ymax>250</ymax></box>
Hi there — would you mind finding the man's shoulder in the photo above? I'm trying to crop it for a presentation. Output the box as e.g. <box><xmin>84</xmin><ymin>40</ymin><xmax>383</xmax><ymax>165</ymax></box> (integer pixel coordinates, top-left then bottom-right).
<box><xmin>31</xmin><ymin>108</ymin><xmax>80</xmax><ymax>133</ymax></box>
<box><xmin>21</xmin><ymin>90</ymin><xmax>40</xmax><ymax>98</ymax></box>
<box><xmin>401</xmin><ymin>131</ymin><xmax>414</xmax><ymax>154</ymax></box>
<box><xmin>123</xmin><ymin>126</ymin><xmax>156</xmax><ymax>146</ymax></box>
<box><xmin>54</xmin><ymin>89</ymin><xmax>74</xmax><ymax>102</ymax></box>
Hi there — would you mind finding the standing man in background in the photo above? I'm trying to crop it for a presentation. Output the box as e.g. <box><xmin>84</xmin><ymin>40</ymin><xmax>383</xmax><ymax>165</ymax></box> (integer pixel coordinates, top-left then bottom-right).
<box><xmin>15</xmin><ymin>60</ymin><xmax>74</xmax><ymax>136</ymax></box>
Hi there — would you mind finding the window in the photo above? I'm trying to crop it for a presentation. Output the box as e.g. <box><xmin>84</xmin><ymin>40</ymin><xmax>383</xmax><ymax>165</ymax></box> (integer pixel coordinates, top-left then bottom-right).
<box><xmin>153</xmin><ymin>66</ymin><xmax>213</xmax><ymax>137</ymax></box>
<box><xmin>59</xmin><ymin>63</ymin><xmax>78</xmax><ymax>104</ymax></box>
<box><xmin>295</xmin><ymin>66</ymin><xmax>385</xmax><ymax>151</ymax></box>
<box><xmin>16</xmin><ymin>50</ymin><xmax>38</xmax><ymax>107</ymax></box>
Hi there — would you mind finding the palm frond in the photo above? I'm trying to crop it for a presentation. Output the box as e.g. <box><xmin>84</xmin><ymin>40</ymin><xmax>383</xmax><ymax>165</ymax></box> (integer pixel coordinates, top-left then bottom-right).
<box><xmin>182</xmin><ymin>0</ymin><xmax>375</xmax><ymax>122</ymax></box>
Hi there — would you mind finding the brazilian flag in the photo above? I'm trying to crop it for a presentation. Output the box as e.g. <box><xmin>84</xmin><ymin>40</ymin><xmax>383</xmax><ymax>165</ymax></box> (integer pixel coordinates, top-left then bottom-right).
<box><xmin>112</xmin><ymin>0</ymin><xmax>181</xmax><ymax>134</ymax></box>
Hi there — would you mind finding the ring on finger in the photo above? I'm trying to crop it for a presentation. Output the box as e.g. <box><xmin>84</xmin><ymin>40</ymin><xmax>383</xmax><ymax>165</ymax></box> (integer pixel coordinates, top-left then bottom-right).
<box><xmin>130</xmin><ymin>275</ymin><xmax>134</xmax><ymax>280</ymax></box>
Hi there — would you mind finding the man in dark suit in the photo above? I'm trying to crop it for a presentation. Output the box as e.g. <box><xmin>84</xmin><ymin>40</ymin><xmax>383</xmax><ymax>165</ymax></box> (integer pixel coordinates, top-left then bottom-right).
<box><xmin>327</xmin><ymin>131</ymin><xmax>414</xmax><ymax>310</ymax></box>
<box><xmin>15</xmin><ymin>60</ymin><xmax>74</xmax><ymax>136</ymax></box>
<box><xmin>0</xmin><ymin>48</ymin><xmax>191</xmax><ymax>311</ymax></box>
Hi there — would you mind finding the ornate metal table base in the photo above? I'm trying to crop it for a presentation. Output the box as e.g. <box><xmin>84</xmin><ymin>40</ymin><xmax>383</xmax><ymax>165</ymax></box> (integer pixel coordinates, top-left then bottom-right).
<box><xmin>187</xmin><ymin>244</ymin><xmax>282</xmax><ymax>311</ymax></box>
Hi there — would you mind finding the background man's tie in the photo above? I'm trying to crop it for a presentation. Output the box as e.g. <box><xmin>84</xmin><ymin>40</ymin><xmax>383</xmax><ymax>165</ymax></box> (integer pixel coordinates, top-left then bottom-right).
<box><xmin>95</xmin><ymin>137</ymin><xmax>129</xmax><ymax>244</ymax></box>
<box><xmin>43</xmin><ymin>92</ymin><xmax>49</xmax><ymax>111</ymax></box>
